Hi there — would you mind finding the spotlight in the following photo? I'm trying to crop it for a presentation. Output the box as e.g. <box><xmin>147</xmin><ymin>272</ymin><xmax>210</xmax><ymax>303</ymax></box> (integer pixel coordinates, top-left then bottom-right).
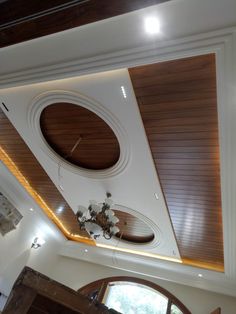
<box><xmin>31</xmin><ymin>237</ymin><xmax>45</xmax><ymax>249</ymax></box>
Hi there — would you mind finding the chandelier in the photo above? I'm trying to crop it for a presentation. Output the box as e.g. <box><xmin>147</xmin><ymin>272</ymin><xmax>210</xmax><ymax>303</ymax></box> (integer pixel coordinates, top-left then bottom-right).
<box><xmin>76</xmin><ymin>193</ymin><xmax>120</xmax><ymax>240</ymax></box>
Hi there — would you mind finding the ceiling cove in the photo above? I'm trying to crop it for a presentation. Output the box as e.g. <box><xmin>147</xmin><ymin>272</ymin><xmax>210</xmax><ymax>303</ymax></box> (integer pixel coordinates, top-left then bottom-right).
<box><xmin>28</xmin><ymin>90</ymin><xmax>131</xmax><ymax>179</ymax></box>
<box><xmin>129</xmin><ymin>53</ymin><xmax>224</xmax><ymax>272</ymax></box>
<box><xmin>114</xmin><ymin>210</ymin><xmax>155</xmax><ymax>244</ymax></box>
<box><xmin>40</xmin><ymin>102</ymin><xmax>120</xmax><ymax>170</ymax></box>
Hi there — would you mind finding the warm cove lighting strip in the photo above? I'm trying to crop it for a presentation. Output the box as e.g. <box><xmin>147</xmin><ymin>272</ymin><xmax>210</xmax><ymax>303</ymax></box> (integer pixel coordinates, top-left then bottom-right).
<box><xmin>0</xmin><ymin>146</ymin><xmax>181</xmax><ymax>264</ymax></box>
<box><xmin>96</xmin><ymin>243</ymin><xmax>182</xmax><ymax>264</ymax></box>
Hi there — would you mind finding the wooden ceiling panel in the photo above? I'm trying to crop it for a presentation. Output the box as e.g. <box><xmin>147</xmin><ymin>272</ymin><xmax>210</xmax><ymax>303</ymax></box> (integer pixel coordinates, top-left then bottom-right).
<box><xmin>40</xmin><ymin>103</ymin><xmax>120</xmax><ymax>170</ymax></box>
<box><xmin>114</xmin><ymin>210</ymin><xmax>155</xmax><ymax>244</ymax></box>
<box><xmin>129</xmin><ymin>54</ymin><xmax>224</xmax><ymax>271</ymax></box>
<box><xmin>0</xmin><ymin>107</ymin><xmax>92</xmax><ymax>242</ymax></box>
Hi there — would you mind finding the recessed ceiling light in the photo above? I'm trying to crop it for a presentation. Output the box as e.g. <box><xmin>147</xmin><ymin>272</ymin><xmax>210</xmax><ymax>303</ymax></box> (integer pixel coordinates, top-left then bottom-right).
<box><xmin>198</xmin><ymin>274</ymin><xmax>203</xmax><ymax>278</ymax></box>
<box><xmin>84</xmin><ymin>249</ymin><xmax>88</xmax><ymax>253</ymax></box>
<box><xmin>144</xmin><ymin>16</ymin><xmax>161</xmax><ymax>35</ymax></box>
<box><xmin>31</xmin><ymin>237</ymin><xmax>46</xmax><ymax>249</ymax></box>
<box><xmin>154</xmin><ymin>193</ymin><xmax>159</xmax><ymax>200</ymax></box>
<box><xmin>121</xmin><ymin>86</ymin><xmax>127</xmax><ymax>99</ymax></box>
<box><xmin>57</xmin><ymin>206</ymin><xmax>64</xmax><ymax>213</ymax></box>
<box><xmin>29</xmin><ymin>208</ymin><xmax>34</xmax><ymax>211</ymax></box>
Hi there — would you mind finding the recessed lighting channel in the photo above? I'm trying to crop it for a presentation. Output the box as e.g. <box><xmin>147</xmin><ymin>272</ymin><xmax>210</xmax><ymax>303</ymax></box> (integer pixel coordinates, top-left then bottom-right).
<box><xmin>121</xmin><ymin>86</ymin><xmax>127</xmax><ymax>99</ymax></box>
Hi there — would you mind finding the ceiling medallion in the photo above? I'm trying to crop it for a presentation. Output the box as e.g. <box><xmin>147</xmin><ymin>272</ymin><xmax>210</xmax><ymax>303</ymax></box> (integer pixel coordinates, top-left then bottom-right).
<box><xmin>76</xmin><ymin>193</ymin><xmax>120</xmax><ymax>240</ymax></box>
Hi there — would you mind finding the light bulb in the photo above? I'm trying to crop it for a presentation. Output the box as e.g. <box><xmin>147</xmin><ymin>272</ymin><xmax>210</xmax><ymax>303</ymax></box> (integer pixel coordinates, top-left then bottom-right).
<box><xmin>91</xmin><ymin>204</ymin><xmax>102</xmax><ymax>213</ymax></box>
<box><xmin>105</xmin><ymin>198</ymin><xmax>114</xmax><ymax>207</ymax></box>
<box><xmin>144</xmin><ymin>16</ymin><xmax>161</xmax><ymax>35</ymax></box>
<box><xmin>110</xmin><ymin>216</ymin><xmax>119</xmax><ymax>224</ymax></box>
<box><xmin>105</xmin><ymin>209</ymin><xmax>115</xmax><ymax>218</ymax></box>
<box><xmin>78</xmin><ymin>205</ymin><xmax>87</xmax><ymax>214</ymax></box>
<box><xmin>89</xmin><ymin>200</ymin><xmax>97</xmax><ymax>205</ymax></box>
<box><xmin>110</xmin><ymin>226</ymin><xmax>120</xmax><ymax>235</ymax></box>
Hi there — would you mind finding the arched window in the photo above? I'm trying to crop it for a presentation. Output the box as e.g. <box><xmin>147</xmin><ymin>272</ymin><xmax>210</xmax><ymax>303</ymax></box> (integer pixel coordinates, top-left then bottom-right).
<box><xmin>79</xmin><ymin>276</ymin><xmax>191</xmax><ymax>314</ymax></box>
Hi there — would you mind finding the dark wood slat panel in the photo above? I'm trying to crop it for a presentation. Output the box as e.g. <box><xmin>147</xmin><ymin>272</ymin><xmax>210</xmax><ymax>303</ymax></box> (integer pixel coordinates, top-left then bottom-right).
<box><xmin>158</xmin><ymin>169</ymin><xmax>220</xmax><ymax>177</ymax></box>
<box><xmin>0</xmin><ymin>0</ymin><xmax>169</xmax><ymax>48</ymax></box>
<box><xmin>40</xmin><ymin>103</ymin><xmax>120</xmax><ymax>170</ymax></box>
<box><xmin>135</xmin><ymin>81</ymin><xmax>216</xmax><ymax>97</ymax></box>
<box><xmin>114</xmin><ymin>210</ymin><xmax>154</xmax><ymax>244</ymax></box>
<box><xmin>131</xmin><ymin>68</ymin><xmax>215</xmax><ymax>88</ymax></box>
<box><xmin>164</xmin><ymin>192</ymin><xmax>221</xmax><ymax>202</ymax></box>
<box><xmin>129</xmin><ymin>54</ymin><xmax>224</xmax><ymax>271</ymax></box>
<box><xmin>146</xmin><ymin>124</ymin><xmax>218</xmax><ymax>134</ymax></box>
<box><xmin>130</xmin><ymin>55</ymin><xmax>215</xmax><ymax>77</ymax></box>
<box><xmin>148</xmin><ymin>132</ymin><xmax>219</xmax><ymax>142</ymax></box>
<box><xmin>138</xmin><ymin>91</ymin><xmax>216</xmax><ymax>105</ymax></box>
<box><xmin>0</xmin><ymin>107</ymin><xmax>89</xmax><ymax>239</ymax></box>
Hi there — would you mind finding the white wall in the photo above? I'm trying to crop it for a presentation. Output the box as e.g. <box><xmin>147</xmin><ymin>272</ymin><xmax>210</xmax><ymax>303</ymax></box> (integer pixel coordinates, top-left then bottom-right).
<box><xmin>0</xmin><ymin>162</ymin><xmax>64</xmax><ymax>296</ymax></box>
<box><xmin>50</xmin><ymin>256</ymin><xmax>236</xmax><ymax>314</ymax></box>
<box><xmin>0</xmin><ymin>210</ymin><xmax>62</xmax><ymax>295</ymax></box>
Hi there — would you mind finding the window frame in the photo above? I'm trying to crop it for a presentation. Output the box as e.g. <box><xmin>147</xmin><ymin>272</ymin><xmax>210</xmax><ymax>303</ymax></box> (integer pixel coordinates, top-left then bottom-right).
<box><xmin>78</xmin><ymin>276</ymin><xmax>191</xmax><ymax>314</ymax></box>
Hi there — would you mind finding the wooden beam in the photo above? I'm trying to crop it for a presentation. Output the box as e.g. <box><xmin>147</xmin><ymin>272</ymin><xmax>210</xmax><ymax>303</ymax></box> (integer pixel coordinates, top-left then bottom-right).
<box><xmin>3</xmin><ymin>286</ymin><xmax>36</xmax><ymax>314</ymax></box>
<box><xmin>0</xmin><ymin>0</ymin><xmax>170</xmax><ymax>48</ymax></box>
<box><xmin>3</xmin><ymin>267</ymin><xmax>121</xmax><ymax>314</ymax></box>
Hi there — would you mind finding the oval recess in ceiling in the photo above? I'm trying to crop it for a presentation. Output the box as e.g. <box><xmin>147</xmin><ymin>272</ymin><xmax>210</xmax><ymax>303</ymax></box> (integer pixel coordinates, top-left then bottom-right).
<box><xmin>40</xmin><ymin>103</ymin><xmax>120</xmax><ymax>170</ymax></box>
<box><xmin>113</xmin><ymin>210</ymin><xmax>155</xmax><ymax>244</ymax></box>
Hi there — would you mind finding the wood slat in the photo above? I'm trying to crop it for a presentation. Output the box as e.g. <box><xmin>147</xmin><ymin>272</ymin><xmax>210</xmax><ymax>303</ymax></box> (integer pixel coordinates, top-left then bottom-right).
<box><xmin>114</xmin><ymin>210</ymin><xmax>154</xmax><ymax>244</ymax></box>
<box><xmin>40</xmin><ymin>103</ymin><xmax>120</xmax><ymax>170</ymax></box>
<box><xmin>129</xmin><ymin>54</ymin><xmax>224</xmax><ymax>271</ymax></box>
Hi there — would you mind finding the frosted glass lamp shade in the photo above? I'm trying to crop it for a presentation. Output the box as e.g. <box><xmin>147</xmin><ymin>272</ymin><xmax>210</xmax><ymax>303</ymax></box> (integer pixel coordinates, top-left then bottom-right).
<box><xmin>109</xmin><ymin>216</ymin><xmax>119</xmax><ymax>224</ymax></box>
<box><xmin>105</xmin><ymin>198</ymin><xmax>114</xmax><ymax>206</ymax></box>
<box><xmin>78</xmin><ymin>205</ymin><xmax>87</xmax><ymax>214</ymax></box>
<box><xmin>110</xmin><ymin>226</ymin><xmax>120</xmax><ymax>235</ymax></box>
<box><xmin>105</xmin><ymin>209</ymin><xmax>115</xmax><ymax>218</ymax></box>
<box><xmin>91</xmin><ymin>204</ymin><xmax>102</xmax><ymax>213</ymax></box>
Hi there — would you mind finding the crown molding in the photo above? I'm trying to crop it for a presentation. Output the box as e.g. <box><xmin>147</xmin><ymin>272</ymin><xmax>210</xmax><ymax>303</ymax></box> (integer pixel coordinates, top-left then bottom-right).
<box><xmin>0</xmin><ymin>27</ymin><xmax>235</xmax><ymax>88</ymax></box>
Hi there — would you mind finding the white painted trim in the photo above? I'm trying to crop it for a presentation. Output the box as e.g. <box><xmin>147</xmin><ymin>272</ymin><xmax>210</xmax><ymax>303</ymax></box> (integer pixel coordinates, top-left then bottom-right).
<box><xmin>0</xmin><ymin>27</ymin><xmax>235</xmax><ymax>88</ymax></box>
<box><xmin>27</xmin><ymin>90</ymin><xmax>131</xmax><ymax>179</ymax></box>
<box><xmin>96</xmin><ymin>204</ymin><xmax>162</xmax><ymax>250</ymax></box>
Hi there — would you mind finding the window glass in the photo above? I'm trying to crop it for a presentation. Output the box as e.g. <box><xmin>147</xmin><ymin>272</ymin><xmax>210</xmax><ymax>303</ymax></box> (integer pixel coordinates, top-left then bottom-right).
<box><xmin>104</xmin><ymin>281</ymin><xmax>168</xmax><ymax>314</ymax></box>
<box><xmin>171</xmin><ymin>304</ymin><xmax>184</xmax><ymax>314</ymax></box>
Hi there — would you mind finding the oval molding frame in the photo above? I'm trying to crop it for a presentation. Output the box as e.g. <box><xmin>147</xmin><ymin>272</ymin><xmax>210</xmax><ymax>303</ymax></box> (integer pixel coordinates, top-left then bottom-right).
<box><xmin>106</xmin><ymin>204</ymin><xmax>163</xmax><ymax>250</ymax></box>
<box><xmin>28</xmin><ymin>90</ymin><xmax>131</xmax><ymax>179</ymax></box>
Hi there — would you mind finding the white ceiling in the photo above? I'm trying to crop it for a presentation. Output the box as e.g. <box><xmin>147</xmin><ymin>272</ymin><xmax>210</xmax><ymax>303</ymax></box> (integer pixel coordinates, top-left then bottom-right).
<box><xmin>0</xmin><ymin>0</ymin><xmax>236</xmax><ymax>297</ymax></box>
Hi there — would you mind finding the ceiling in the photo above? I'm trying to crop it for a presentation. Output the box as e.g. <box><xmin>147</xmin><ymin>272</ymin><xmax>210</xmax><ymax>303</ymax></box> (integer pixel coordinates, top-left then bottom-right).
<box><xmin>0</xmin><ymin>0</ymin><xmax>236</xmax><ymax>297</ymax></box>
<box><xmin>0</xmin><ymin>0</ymin><xmax>169</xmax><ymax>48</ymax></box>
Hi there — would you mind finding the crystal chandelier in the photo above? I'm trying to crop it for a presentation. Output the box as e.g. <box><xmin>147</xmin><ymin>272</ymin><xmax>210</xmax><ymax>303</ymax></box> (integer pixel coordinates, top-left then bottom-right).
<box><xmin>76</xmin><ymin>193</ymin><xmax>120</xmax><ymax>240</ymax></box>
